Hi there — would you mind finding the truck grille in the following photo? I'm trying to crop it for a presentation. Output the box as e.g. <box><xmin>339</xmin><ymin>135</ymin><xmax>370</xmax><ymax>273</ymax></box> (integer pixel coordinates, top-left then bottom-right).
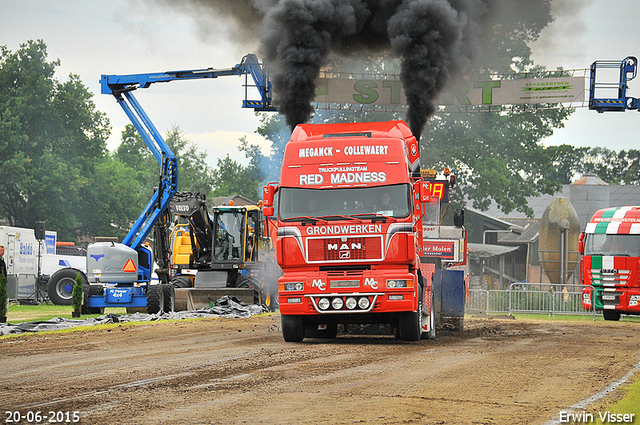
<box><xmin>307</xmin><ymin>236</ymin><xmax>383</xmax><ymax>262</ymax></box>
<box><xmin>597</xmin><ymin>290</ymin><xmax>622</xmax><ymax>308</ymax></box>
<box><xmin>589</xmin><ymin>269</ymin><xmax>630</xmax><ymax>286</ymax></box>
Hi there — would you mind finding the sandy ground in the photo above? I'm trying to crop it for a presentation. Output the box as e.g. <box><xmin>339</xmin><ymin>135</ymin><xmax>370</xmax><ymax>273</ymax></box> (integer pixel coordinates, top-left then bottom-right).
<box><xmin>0</xmin><ymin>315</ymin><xmax>639</xmax><ymax>425</ymax></box>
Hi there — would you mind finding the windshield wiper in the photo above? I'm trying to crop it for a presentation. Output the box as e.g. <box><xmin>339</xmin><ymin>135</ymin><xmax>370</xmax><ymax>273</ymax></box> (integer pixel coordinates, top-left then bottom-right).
<box><xmin>316</xmin><ymin>215</ymin><xmax>360</xmax><ymax>222</ymax></box>
<box><xmin>280</xmin><ymin>216</ymin><xmax>326</xmax><ymax>224</ymax></box>
<box><xmin>351</xmin><ymin>213</ymin><xmax>396</xmax><ymax>223</ymax></box>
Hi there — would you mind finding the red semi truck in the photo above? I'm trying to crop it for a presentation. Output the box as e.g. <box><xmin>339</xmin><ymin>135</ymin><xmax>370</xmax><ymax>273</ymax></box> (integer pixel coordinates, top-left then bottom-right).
<box><xmin>262</xmin><ymin>120</ymin><xmax>465</xmax><ymax>342</ymax></box>
<box><xmin>580</xmin><ymin>206</ymin><xmax>640</xmax><ymax>320</ymax></box>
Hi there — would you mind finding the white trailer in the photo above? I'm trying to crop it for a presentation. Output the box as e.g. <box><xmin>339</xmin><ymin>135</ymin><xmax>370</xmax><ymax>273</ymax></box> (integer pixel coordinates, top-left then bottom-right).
<box><xmin>0</xmin><ymin>226</ymin><xmax>86</xmax><ymax>305</ymax></box>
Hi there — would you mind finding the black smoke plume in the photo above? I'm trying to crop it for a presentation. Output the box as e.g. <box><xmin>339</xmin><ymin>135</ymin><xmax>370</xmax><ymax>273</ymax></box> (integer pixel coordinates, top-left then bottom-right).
<box><xmin>154</xmin><ymin>0</ymin><xmax>496</xmax><ymax>139</ymax></box>
<box><xmin>260</xmin><ymin>0</ymin><xmax>490</xmax><ymax>139</ymax></box>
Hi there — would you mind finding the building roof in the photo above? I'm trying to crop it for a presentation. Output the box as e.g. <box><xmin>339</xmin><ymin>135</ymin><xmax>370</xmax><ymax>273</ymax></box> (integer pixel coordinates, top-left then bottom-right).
<box><xmin>570</xmin><ymin>173</ymin><xmax>608</xmax><ymax>186</ymax></box>
<box><xmin>473</xmin><ymin>184</ymin><xmax>640</xmax><ymax>219</ymax></box>
<box><xmin>497</xmin><ymin>218</ymin><xmax>540</xmax><ymax>244</ymax></box>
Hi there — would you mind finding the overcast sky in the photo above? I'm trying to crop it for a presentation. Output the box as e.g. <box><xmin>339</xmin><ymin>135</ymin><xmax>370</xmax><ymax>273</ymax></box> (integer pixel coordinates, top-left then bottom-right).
<box><xmin>1</xmin><ymin>0</ymin><xmax>639</xmax><ymax>168</ymax></box>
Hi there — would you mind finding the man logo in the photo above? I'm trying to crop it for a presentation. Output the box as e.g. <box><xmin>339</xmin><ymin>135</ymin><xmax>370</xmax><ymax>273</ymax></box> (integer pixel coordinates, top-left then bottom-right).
<box><xmin>340</xmin><ymin>251</ymin><xmax>350</xmax><ymax>259</ymax></box>
<box><xmin>328</xmin><ymin>242</ymin><xmax>362</xmax><ymax>251</ymax></box>
<box><xmin>312</xmin><ymin>279</ymin><xmax>326</xmax><ymax>291</ymax></box>
<box><xmin>364</xmin><ymin>277</ymin><xmax>379</xmax><ymax>290</ymax></box>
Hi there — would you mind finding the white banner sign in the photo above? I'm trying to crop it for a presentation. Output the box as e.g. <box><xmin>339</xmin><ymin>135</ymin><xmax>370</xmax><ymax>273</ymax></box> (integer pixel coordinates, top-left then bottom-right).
<box><xmin>314</xmin><ymin>76</ymin><xmax>585</xmax><ymax>107</ymax></box>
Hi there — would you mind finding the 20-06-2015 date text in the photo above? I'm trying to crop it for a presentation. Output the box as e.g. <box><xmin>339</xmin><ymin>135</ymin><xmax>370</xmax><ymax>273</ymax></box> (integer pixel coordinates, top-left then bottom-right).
<box><xmin>4</xmin><ymin>411</ymin><xmax>80</xmax><ymax>423</ymax></box>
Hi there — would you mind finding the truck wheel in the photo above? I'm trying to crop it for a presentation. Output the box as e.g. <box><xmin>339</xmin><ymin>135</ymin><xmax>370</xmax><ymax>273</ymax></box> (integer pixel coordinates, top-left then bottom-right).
<box><xmin>398</xmin><ymin>296</ymin><xmax>422</xmax><ymax>341</ymax></box>
<box><xmin>47</xmin><ymin>268</ymin><xmax>85</xmax><ymax>306</ymax></box>
<box><xmin>147</xmin><ymin>285</ymin><xmax>164</xmax><ymax>314</ymax></box>
<box><xmin>171</xmin><ymin>275</ymin><xmax>193</xmax><ymax>288</ymax></box>
<box><xmin>281</xmin><ymin>315</ymin><xmax>305</xmax><ymax>342</ymax></box>
<box><xmin>161</xmin><ymin>284</ymin><xmax>175</xmax><ymax>313</ymax></box>
<box><xmin>82</xmin><ymin>284</ymin><xmax>105</xmax><ymax>315</ymax></box>
<box><xmin>603</xmin><ymin>310</ymin><xmax>621</xmax><ymax>321</ymax></box>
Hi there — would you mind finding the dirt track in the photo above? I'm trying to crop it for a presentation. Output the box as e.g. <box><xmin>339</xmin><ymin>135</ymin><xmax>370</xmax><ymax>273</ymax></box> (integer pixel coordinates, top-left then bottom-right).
<box><xmin>1</xmin><ymin>315</ymin><xmax>639</xmax><ymax>425</ymax></box>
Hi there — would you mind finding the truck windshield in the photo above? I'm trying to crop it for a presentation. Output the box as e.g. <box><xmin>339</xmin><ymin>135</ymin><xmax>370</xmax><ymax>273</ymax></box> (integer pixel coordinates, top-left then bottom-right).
<box><xmin>278</xmin><ymin>184</ymin><xmax>411</xmax><ymax>220</ymax></box>
<box><xmin>584</xmin><ymin>233</ymin><xmax>640</xmax><ymax>257</ymax></box>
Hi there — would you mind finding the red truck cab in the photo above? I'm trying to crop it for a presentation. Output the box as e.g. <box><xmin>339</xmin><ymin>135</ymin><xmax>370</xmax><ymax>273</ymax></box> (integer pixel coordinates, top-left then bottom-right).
<box><xmin>263</xmin><ymin>121</ymin><xmax>437</xmax><ymax>341</ymax></box>
<box><xmin>580</xmin><ymin>206</ymin><xmax>640</xmax><ymax>320</ymax></box>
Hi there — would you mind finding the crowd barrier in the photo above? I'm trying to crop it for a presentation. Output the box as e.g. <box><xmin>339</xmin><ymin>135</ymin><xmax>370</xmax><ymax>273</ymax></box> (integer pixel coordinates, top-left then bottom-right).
<box><xmin>466</xmin><ymin>283</ymin><xmax>596</xmax><ymax>320</ymax></box>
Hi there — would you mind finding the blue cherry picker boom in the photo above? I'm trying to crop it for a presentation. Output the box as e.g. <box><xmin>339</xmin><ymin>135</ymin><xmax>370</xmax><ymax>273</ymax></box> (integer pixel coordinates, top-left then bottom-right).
<box><xmin>83</xmin><ymin>54</ymin><xmax>275</xmax><ymax>314</ymax></box>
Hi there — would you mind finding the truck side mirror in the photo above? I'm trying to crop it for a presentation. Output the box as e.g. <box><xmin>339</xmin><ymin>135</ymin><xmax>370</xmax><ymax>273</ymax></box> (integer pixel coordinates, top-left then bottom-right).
<box><xmin>578</xmin><ymin>232</ymin><xmax>585</xmax><ymax>255</ymax></box>
<box><xmin>415</xmin><ymin>181</ymin><xmax>431</xmax><ymax>203</ymax></box>
<box><xmin>263</xmin><ymin>184</ymin><xmax>275</xmax><ymax>207</ymax></box>
<box><xmin>263</xmin><ymin>206</ymin><xmax>275</xmax><ymax>217</ymax></box>
<box><xmin>262</xmin><ymin>183</ymin><xmax>277</xmax><ymax>217</ymax></box>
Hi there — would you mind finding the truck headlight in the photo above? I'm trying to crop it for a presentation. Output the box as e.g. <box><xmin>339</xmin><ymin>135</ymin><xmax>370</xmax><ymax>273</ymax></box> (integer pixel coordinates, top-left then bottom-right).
<box><xmin>283</xmin><ymin>282</ymin><xmax>304</xmax><ymax>291</ymax></box>
<box><xmin>332</xmin><ymin>297</ymin><xmax>344</xmax><ymax>310</ymax></box>
<box><xmin>358</xmin><ymin>297</ymin><xmax>370</xmax><ymax>310</ymax></box>
<box><xmin>387</xmin><ymin>279</ymin><xmax>409</xmax><ymax>288</ymax></box>
<box><xmin>345</xmin><ymin>297</ymin><xmax>357</xmax><ymax>310</ymax></box>
<box><xmin>318</xmin><ymin>298</ymin><xmax>330</xmax><ymax>310</ymax></box>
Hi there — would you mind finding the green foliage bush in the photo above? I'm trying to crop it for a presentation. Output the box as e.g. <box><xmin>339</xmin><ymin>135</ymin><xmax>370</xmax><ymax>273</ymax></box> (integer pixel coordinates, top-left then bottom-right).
<box><xmin>71</xmin><ymin>272</ymin><xmax>83</xmax><ymax>313</ymax></box>
<box><xmin>0</xmin><ymin>273</ymin><xmax>7</xmax><ymax>318</ymax></box>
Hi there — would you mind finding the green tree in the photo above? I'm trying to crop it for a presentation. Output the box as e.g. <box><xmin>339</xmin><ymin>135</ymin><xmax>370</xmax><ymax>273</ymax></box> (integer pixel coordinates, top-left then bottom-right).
<box><xmin>211</xmin><ymin>152</ymin><xmax>261</xmax><ymax>201</ymax></box>
<box><xmin>0</xmin><ymin>40</ymin><xmax>110</xmax><ymax>240</ymax></box>
<box><xmin>114</xmin><ymin>124</ymin><xmax>217</xmax><ymax>205</ymax></box>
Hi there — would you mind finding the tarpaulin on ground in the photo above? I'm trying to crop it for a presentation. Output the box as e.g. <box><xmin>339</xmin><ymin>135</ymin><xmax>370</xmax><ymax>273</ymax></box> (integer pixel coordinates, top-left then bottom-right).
<box><xmin>0</xmin><ymin>296</ymin><xmax>268</xmax><ymax>336</ymax></box>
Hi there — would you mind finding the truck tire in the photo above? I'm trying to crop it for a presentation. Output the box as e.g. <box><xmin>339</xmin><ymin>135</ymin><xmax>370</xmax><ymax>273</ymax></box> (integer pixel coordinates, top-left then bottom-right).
<box><xmin>81</xmin><ymin>284</ymin><xmax>105</xmax><ymax>315</ymax></box>
<box><xmin>603</xmin><ymin>310</ymin><xmax>621</xmax><ymax>321</ymax></box>
<box><xmin>171</xmin><ymin>275</ymin><xmax>193</xmax><ymax>288</ymax></box>
<box><xmin>47</xmin><ymin>268</ymin><xmax>85</xmax><ymax>306</ymax></box>
<box><xmin>398</xmin><ymin>296</ymin><xmax>422</xmax><ymax>341</ymax></box>
<box><xmin>146</xmin><ymin>285</ymin><xmax>164</xmax><ymax>314</ymax></box>
<box><xmin>161</xmin><ymin>284</ymin><xmax>175</xmax><ymax>313</ymax></box>
<box><xmin>281</xmin><ymin>315</ymin><xmax>305</xmax><ymax>342</ymax></box>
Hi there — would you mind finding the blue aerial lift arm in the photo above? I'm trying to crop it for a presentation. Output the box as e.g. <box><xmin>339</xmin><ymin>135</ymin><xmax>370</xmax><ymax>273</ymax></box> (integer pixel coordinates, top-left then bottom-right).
<box><xmin>100</xmin><ymin>54</ymin><xmax>275</xmax><ymax>253</ymax></box>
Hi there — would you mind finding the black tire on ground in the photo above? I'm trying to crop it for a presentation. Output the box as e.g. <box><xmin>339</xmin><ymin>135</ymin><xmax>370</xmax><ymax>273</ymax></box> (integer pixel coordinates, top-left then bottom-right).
<box><xmin>146</xmin><ymin>285</ymin><xmax>164</xmax><ymax>314</ymax></box>
<box><xmin>88</xmin><ymin>285</ymin><xmax>105</xmax><ymax>315</ymax></box>
<box><xmin>80</xmin><ymin>283</ymin><xmax>104</xmax><ymax>315</ymax></box>
<box><xmin>236</xmin><ymin>275</ymin><xmax>261</xmax><ymax>304</ymax></box>
<box><xmin>281</xmin><ymin>315</ymin><xmax>305</xmax><ymax>342</ymax></box>
<box><xmin>47</xmin><ymin>268</ymin><xmax>85</xmax><ymax>306</ymax></box>
<box><xmin>603</xmin><ymin>310</ymin><xmax>621</xmax><ymax>321</ymax></box>
<box><xmin>171</xmin><ymin>275</ymin><xmax>193</xmax><ymax>288</ymax></box>
<box><xmin>398</xmin><ymin>292</ymin><xmax>422</xmax><ymax>341</ymax></box>
<box><xmin>161</xmin><ymin>284</ymin><xmax>175</xmax><ymax>313</ymax></box>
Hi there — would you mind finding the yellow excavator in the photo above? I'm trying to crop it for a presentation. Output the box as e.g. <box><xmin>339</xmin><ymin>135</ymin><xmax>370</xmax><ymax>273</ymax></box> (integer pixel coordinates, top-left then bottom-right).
<box><xmin>166</xmin><ymin>192</ymin><xmax>279</xmax><ymax>311</ymax></box>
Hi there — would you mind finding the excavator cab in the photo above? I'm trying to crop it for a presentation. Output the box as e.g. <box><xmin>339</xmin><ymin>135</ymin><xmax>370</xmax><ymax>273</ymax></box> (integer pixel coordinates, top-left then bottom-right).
<box><xmin>166</xmin><ymin>194</ymin><xmax>279</xmax><ymax>310</ymax></box>
<box><xmin>212</xmin><ymin>206</ymin><xmax>260</xmax><ymax>263</ymax></box>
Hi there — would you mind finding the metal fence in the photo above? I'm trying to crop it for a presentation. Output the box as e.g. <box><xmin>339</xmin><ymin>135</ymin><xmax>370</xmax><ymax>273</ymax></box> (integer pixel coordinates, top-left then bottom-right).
<box><xmin>467</xmin><ymin>283</ymin><xmax>596</xmax><ymax>319</ymax></box>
